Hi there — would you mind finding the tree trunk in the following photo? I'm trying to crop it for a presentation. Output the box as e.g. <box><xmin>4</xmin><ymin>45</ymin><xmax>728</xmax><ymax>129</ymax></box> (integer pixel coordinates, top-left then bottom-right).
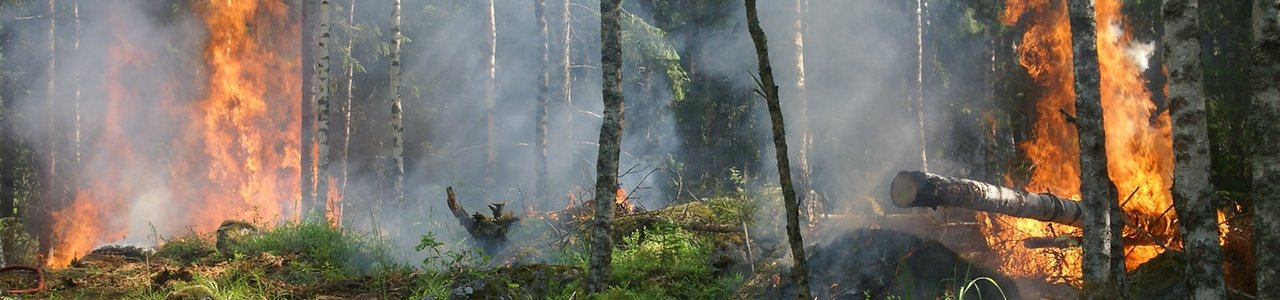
<box><xmin>561</xmin><ymin>0</ymin><xmax>573</xmax><ymax>153</ymax></box>
<box><xmin>792</xmin><ymin>0</ymin><xmax>817</xmax><ymax>225</ymax></box>
<box><xmin>389</xmin><ymin>0</ymin><xmax>405</xmax><ymax>206</ymax></box>
<box><xmin>535</xmin><ymin>0</ymin><xmax>550</xmax><ymax>203</ymax></box>
<box><xmin>891</xmin><ymin>171</ymin><xmax>1084</xmax><ymax>226</ymax></box>
<box><xmin>913</xmin><ymin>0</ymin><xmax>928</xmax><ymax>173</ymax></box>
<box><xmin>72</xmin><ymin>0</ymin><xmax>80</xmax><ymax>168</ymax></box>
<box><xmin>745</xmin><ymin>1</ymin><xmax>810</xmax><ymax>298</ymax></box>
<box><xmin>586</xmin><ymin>0</ymin><xmax>622</xmax><ymax>294</ymax></box>
<box><xmin>312</xmin><ymin>0</ymin><xmax>332</xmax><ymax>221</ymax></box>
<box><xmin>44</xmin><ymin>0</ymin><xmax>58</xmax><ymax>209</ymax></box>
<box><xmin>339</xmin><ymin>0</ymin><xmax>356</xmax><ymax>213</ymax></box>
<box><xmin>1251</xmin><ymin>0</ymin><xmax>1280</xmax><ymax>297</ymax></box>
<box><xmin>301</xmin><ymin>0</ymin><xmax>316</xmax><ymax>216</ymax></box>
<box><xmin>484</xmin><ymin>0</ymin><xmax>498</xmax><ymax>195</ymax></box>
<box><xmin>1162</xmin><ymin>0</ymin><xmax>1226</xmax><ymax>297</ymax></box>
<box><xmin>1068</xmin><ymin>0</ymin><xmax>1125</xmax><ymax>296</ymax></box>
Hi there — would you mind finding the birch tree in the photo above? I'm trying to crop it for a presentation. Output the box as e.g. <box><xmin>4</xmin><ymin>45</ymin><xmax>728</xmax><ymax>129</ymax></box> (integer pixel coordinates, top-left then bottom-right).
<box><xmin>389</xmin><ymin>0</ymin><xmax>405</xmax><ymax>206</ymax></box>
<box><xmin>586</xmin><ymin>0</ymin><xmax>623</xmax><ymax>293</ymax></box>
<box><xmin>313</xmin><ymin>0</ymin><xmax>333</xmax><ymax>221</ymax></box>
<box><xmin>484</xmin><ymin>0</ymin><xmax>498</xmax><ymax>193</ymax></box>
<box><xmin>792</xmin><ymin>0</ymin><xmax>817</xmax><ymax>224</ymax></box>
<box><xmin>1163</xmin><ymin>0</ymin><xmax>1226</xmax><ymax>297</ymax></box>
<box><xmin>339</xmin><ymin>0</ymin><xmax>357</xmax><ymax>205</ymax></box>
<box><xmin>1068</xmin><ymin>0</ymin><xmax>1125</xmax><ymax>296</ymax></box>
<box><xmin>746</xmin><ymin>0</ymin><xmax>810</xmax><ymax>298</ymax></box>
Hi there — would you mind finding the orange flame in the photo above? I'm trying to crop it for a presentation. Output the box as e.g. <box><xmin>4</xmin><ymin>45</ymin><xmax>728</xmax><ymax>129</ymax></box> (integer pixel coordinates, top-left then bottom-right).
<box><xmin>984</xmin><ymin>0</ymin><xmax>1175</xmax><ymax>283</ymax></box>
<box><xmin>46</xmin><ymin>1</ymin><xmax>300</xmax><ymax>267</ymax></box>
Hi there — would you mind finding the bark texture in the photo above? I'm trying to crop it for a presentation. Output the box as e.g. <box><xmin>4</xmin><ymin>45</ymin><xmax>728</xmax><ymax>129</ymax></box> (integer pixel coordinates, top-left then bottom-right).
<box><xmin>1162</xmin><ymin>0</ymin><xmax>1226</xmax><ymax>297</ymax></box>
<box><xmin>1252</xmin><ymin>0</ymin><xmax>1280</xmax><ymax>297</ymax></box>
<box><xmin>313</xmin><ymin>0</ymin><xmax>332</xmax><ymax>220</ymax></box>
<box><xmin>891</xmin><ymin>171</ymin><xmax>1084</xmax><ymax>226</ymax></box>
<box><xmin>535</xmin><ymin>0</ymin><xmax>550</xmax><ymax>203</ymax></box>
<box><xmin>1068</xmin><ymin>0</ymin><xmax>1126</xmax><ymax>296</ymax></box>
<box><xmin>1064</xmin><ymin>0</ymin><xmax>1126</xmax><ymax>294</ymax></box>
<box><xmin>585</xmin><ymin>0</ymin><xmax>623</xmax><ymax>294</ymax></box>
<box><xmin>389</xmin><ymin>0</ymin><xmax>405</xmax><ymax>206</ymax></box>
<box><xmin>745</xmin><ymin>0</ymin><xmax>809</xmax><ymax>298</ymax></box>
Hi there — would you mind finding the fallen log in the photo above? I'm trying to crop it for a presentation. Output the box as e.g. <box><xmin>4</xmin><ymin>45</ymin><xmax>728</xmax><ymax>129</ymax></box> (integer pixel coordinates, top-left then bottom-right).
<box><xmin>891</xmin><ymin>171</ymin><xmax>1083</xmax><ymax>227</ymax></box>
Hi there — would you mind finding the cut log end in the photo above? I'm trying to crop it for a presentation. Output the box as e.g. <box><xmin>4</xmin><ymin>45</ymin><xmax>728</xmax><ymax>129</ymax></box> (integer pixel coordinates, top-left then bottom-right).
<box><xmin>891</xmin><ymin>171</ymin><xmax>923</xmax><ymax>208</ymax></box>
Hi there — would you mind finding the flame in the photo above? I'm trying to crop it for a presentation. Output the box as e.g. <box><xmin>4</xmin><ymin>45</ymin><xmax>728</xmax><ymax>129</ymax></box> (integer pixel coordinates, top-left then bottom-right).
<box><xmin>984</xmin><ymin>0</ymin><xmax>1175</xmax><ymax>283</ymax></box>
<box><xmin>45</xmin><ymin>1</ymin><xmax>299</xmax><ymax>267</ymax></box>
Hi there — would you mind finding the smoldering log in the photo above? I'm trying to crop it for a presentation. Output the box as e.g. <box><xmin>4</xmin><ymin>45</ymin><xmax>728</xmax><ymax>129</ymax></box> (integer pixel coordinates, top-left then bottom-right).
<box><xmin>446</xmin><ymin>186</ymin><xmax>519</xmax><ymax>253</ymax></box>
<box><xmin>891</xmin><ymin>171</ymin><xmax>1083</xmax><ymax>227</ymax></box>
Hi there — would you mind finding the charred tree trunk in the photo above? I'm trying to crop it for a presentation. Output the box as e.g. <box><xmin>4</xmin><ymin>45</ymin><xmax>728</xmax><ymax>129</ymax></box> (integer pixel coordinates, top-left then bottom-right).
<box><xmin>745</xmin><ymin>0</ymin><xmax>810</xmax><ymax>298</ymax></box>
<box><xmin>1252</xmin><ymin>0</ymin><xmax>1280</xmax><ymax>297</ymax></box>
<box><xmin>586</xmin><ymin>0</ymin><xmax>623</xmax><ymax>294</ymax></box>
<box><xmin>484</xmin><ymin>0</ymin><xmax>498</xmax><ymax>195</ymax></box>
<box><xmin>1162</xmin><ymin>0</ymin><xmax>1226</xmax><ymax>297</ymax></box>
<box><xmin>301</xmin><ymin>0</ymin><xmax>316</xmax><ymax>215</ymax></box>
<box><xmin>389</xmin><ymin>0</ymin><xmax>405</xmax><ymax>206</ymax></box>
<box><xmin>313</xmin><ymin>0</ymin><xmax>332</xmax><ymax>221</ymax></box>
<box><xmin>535</xmin><ymin>0</ymin><xmax>550</xmax><ymax>203</ymax></box>
<box><xmin>1068</xmin><ymin>0</ymin><xmax>1125</xmax><ymax>296</ymax></box>
<box><xmin>891</xmin><ymin>171</ymin><xmax>1084</xmax><ymax>226</ymax></box>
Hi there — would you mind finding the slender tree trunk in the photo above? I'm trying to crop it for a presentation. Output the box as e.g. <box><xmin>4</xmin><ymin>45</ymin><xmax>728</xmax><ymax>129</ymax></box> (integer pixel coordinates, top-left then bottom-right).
<box><xmin>561</xmin><ymin>0</ymin><xmax>573</xmax><ymax>152</ymax></box>
<box><xmin>1162</xmin><ymin>0</ymin><xmax>1226</xmax><ymax>297</ymax></box>
<box><xmin>745</xmin><ymin>1</ymin><xmax>810</xmax><ymax>298</ymax></box>
<box><xmin>535</xmin><ymin>0</ymin><xmax>550</xmax><ymax>204</ymax></box>
<box><xmin>339</xmin><ymin>0</ymin><xmax>356</xmax><ymax>212</ymax></box>
<box><xmin>585</xmin><ymin>0</ymin><xmax>622</xmax><ymax>293</ymax></box>
<box><xmin>301</xmin><ymin>0</ymin><xmax>316</xmax><ymax>216</ymax></box>
<box><xmin>72</xmin><ymin>0</ymin><xmax>79</xmax><ymax>169</ymax></box>
<box><xmin>313</xmin><ymin>0</ymin><xmax>332</xmax><ymax>221</ymax></box>
<box><xmin>44</xmin><ymin>0</ymin><xmax>58</xmax><ymax>208</ymax></box>
<box><xmin>484</xmin><ymin>0</ymin><xmax>498</xmax><ymax>195</ymax></box>
<box><xmin>792</xmin><ymin>0</ymin><xmax>817</xmax><ymax>224</ymax></box>
<box><xmin>914</xmin><ymin>0</ymin><xmax>929</xmax><ymax>172</ymax></box>
<box><xmin>389</xmin><ymin>0</ymin><xmax>405</xmax><ymax>206</ymax></box>
<box><xmin>1068</xmin><ymin>0</ymin><xmax>1125</xmax><ymax>296</ymax></box>
<box><xmin>1251</xmin><ymin>0</ymin><xmax>1280</xmax><ymax>297</ymax></box>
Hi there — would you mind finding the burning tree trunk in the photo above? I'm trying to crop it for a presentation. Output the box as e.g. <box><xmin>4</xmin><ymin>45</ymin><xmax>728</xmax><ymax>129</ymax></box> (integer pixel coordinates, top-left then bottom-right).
<box><xmin>745</xmin><ymin>0</ymin><xmax>810</xmax><ymax>298</ymax></box>
<box><xmin>484</xmin><ymin>0</ymin><xmax>498</xmax><ymax>194</ymax></box>
<box><xmin>389</xmin><ymin>0</ymin><xmax>405</xmax><ymax>206</ymax></box>
<box><xmin>313</xmin><ymin>0</ymin><xmax>332</xmax><ymax>220</ymax></box>
<box><xmin>1068</xmin><ymin>0</ymin><xmax>1126</xmax><ymax>295</ymax></box>
<box><xmin>891</xmin><ymin>171</ymin><xmax>1083</xmax><ymax>226</ymax></box>
<box><xmin>1162</xmin><ymin>0</ymin><xmax>1225</xmax><ymax>297</ymax></box>
<box><xmin>535</xmin><ymin>0</ymin><xmax>550</xmax><ymax>203</ymax></box>
<box><xmin>1251</xmin><ymin>0</ymin><xmax>1280</xmax><ymax>297</ymax></box>
<box><xmin>586</xmin><ymin>0</ymin><xmax>623</xmax><ymax>293</ymax></box>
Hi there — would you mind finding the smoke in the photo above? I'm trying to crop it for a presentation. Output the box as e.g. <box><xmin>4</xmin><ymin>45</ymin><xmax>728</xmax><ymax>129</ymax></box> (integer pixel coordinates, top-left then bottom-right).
<box><xmin>0</xmin><ymin>0</ymin><xmax>1001</xmax><ymax>269</ymax></box>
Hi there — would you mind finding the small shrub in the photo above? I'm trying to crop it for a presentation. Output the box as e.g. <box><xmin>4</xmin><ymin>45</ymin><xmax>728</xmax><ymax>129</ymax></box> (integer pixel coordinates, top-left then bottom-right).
<box><xmin>154</xmin><ymin>235</ymin><xmax>217</xmax><ymax>265</ymax></box>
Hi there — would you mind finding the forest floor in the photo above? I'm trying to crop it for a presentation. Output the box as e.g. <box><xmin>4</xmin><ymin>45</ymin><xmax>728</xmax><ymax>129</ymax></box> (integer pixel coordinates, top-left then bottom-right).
<box><xmin>0</xmin><ymin>196</ymin><xmax>1163</xmax><ymax>299</ymax></box>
